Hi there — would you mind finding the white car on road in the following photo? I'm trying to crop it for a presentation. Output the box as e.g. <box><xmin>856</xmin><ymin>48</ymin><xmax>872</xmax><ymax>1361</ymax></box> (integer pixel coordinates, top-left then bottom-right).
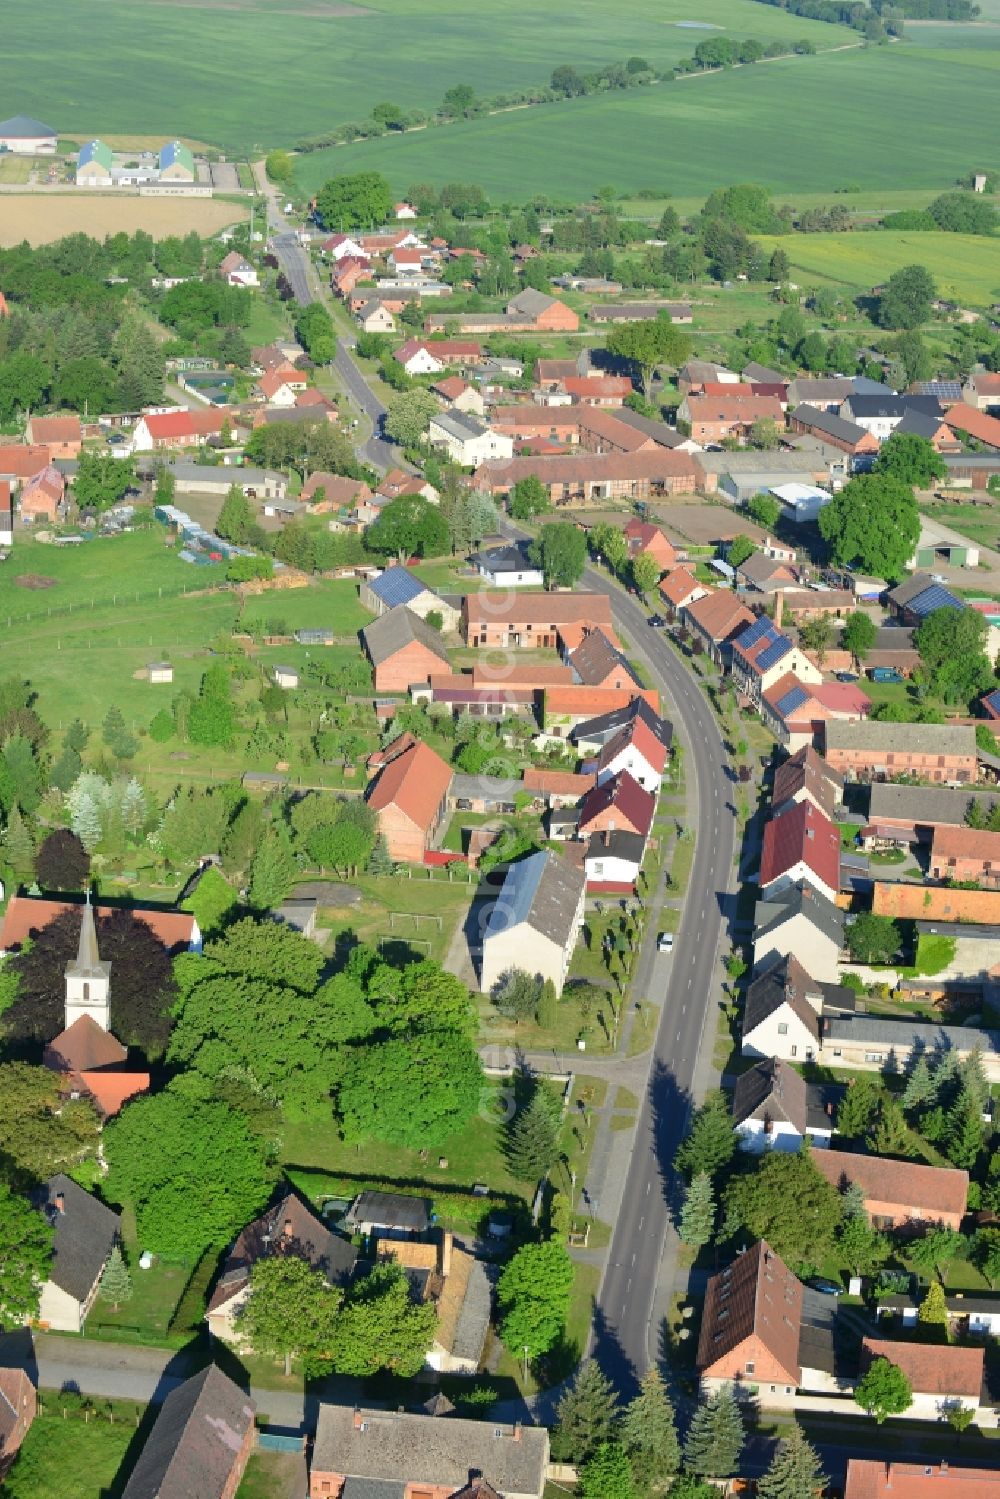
<box><xmin>657</xmin><ymin>932</ymin><xmax>674</xmax><ymax>953</ymax></box>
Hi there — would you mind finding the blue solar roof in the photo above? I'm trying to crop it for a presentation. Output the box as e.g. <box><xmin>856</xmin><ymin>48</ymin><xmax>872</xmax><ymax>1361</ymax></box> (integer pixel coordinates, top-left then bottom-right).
<box><xmin>369</xmin><ymin>568</ymin><xmax>425</xmax><ymax>607</ymax></box>
<box><xmin>776</xmin><ymin>684</ymin><xmax>810</xmax><ymax>717</ymax></box>
<box><xmin>757</xmin><ymin>638</ymin><xmax>792</xmax><ymax>672</ymax></box>
<box><xmin>984</xmin><ymin>689</ymin><xmax>1000</xmax><ymax>715</ymax></box>
<box><xmin>908</xmin><ymin>584</ymin><xmax>962</xmax><ymax>618</ymax></box>
<box><xmin>490</xmin><ymin>851</ymin><xmax>547</xmax><ymax>936</ymax></box>
<box><xmin>737</xmin><ymin>614</ymin><xmax>773</xmax><ymax>648</ymax></box>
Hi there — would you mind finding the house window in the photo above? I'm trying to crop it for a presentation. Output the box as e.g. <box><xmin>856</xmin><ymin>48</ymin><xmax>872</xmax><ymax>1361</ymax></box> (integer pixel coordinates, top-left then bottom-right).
<box><xmin>790</xmin><ymin>1046</ymin><xmax>798</xmax><ymax>1058</ymax></box>
<box><xmin>777</xmin><ymin>1023</ymin><xmax>788</xmax><ymax>1035</ymax></box>
<box><xmin>745</xmin><ymin>1361</ymin><xmax>755</xmax><ymax>1375</ymax></box>
<box><xmin>864</xmin><ymin>1052</ymin><xmax>885</xmax><ymax>1063</ymax></box>
<box><xmin>833</xmin><ymin>1049</ymin><xmax>842</xmax><ymax>1058</ymax></box>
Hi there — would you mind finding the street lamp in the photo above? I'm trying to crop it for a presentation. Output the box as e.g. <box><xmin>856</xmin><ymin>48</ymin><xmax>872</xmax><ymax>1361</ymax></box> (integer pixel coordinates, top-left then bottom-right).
<box><xmin>522</xmin><ymin>1345</ymin><xmax>530</xmax><ymax>1382</ymax></box>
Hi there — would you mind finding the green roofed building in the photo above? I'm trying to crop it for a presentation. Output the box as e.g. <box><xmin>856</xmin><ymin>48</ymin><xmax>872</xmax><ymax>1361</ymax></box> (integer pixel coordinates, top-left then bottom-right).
<box><xmin>158</xmin><ymin>140</ymin><xmax>195</xmax><ymax>183</ymax></box>
<box><xmin>76</xmin><ymin>139</ymin><xmax>114</xmax><ymax>186</ymax></box>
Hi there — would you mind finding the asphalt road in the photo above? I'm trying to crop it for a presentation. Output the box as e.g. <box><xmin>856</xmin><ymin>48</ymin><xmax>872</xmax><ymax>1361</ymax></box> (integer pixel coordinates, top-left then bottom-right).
<box><xmin>268</xmin><ymin>222</ymin><xmax>401</xmax><ymax>472</ymax></box>
<box><xmin>500</xmin><ymin>530</ymin><xmax>738</xmax><ymax>1393</ymax></box>
<box><xmin>587</xmin><ymin>578</ymin><xmax>737</xmax><ymax>1392</ymax></box>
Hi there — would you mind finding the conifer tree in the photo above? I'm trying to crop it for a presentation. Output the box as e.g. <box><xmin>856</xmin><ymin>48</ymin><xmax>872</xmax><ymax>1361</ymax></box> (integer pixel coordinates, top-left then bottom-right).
<box><xmin>248</xmin><ymin>822</ymin><xmax>296</xmax><ymax>910</ymax></box>
<box><xmin>3</xmin><ymin>805</ymin><xmax>35</xmax><ymax>880</ymax></box>
<box><xmin>620</xmin><ymin>1367</ymin><xmax>680</xmax><ymax>1489</ymax></box>
<box><xmin>756</xmin><ymin>1424</ymin><xmax>826</xmax><ymax>1499</ymax></box>
<box><xmin>682</xmin><ymin>1385</ymin><xmax>745</xmax><ymax>1479</ymax></box>
<box><xmin>98</xmin><ymin>1245</ymin><xmax>133</xmax><ymax>1311</ymax></box>
<box><xmin>679</xmin><ymin>1172</ymin><xmax>715</xmax><ymax>1249</ymax></box>
<box><xmin>902</xmin><ymin>1055</ymin><xmax>936</xmax><ymax>1113</ymax></box>
<box><xmin>506</xmin><ymin>1090</ymin><xmax>560</xmax><ymax>1181</ymax></box>
<box><xmin>918</xmin><ymin>1280</ymin><xmax>949</xmax><ymax>1331</ymax></box>
<box><xmin>552</xmin><ymin>1360</ymin><xmax>620</xmax><ymax>1462</ymax></box>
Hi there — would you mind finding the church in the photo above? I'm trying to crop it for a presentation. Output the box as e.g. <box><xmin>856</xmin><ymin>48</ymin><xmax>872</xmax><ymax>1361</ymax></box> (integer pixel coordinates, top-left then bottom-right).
<box><xmin>42</xmin><ymin>895</ymin><xmax>152</xmax><ymax>1118</ymax></box>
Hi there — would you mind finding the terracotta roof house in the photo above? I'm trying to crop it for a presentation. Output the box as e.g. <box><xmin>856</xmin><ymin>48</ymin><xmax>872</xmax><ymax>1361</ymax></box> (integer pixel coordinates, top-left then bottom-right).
<box><xmin>944</xmin><ymin>403</ymin><xmax>1000</xmax><ymax>452</ymax></box>
<box><xmin>544</xmin><ymin>684</ymin><xmax>660</xmax><ymax>732</ymax></box>
<box><xmin>462</xmin><ymin>590</ymin><xmax>613</xmax><ymax>650</ymax></box>
<box><xmin>361</xmin><ymin>607</ymin><xmax>452</xmax><ymax>692</ymax></box>
<box><xmin>309</xmin><ymin>1405</ymin><xmax>548</xmax><ymax>1499</ymax></box>
<box><xmin>759</xmin><ymin>799</ymin><xmax>841</xmax><ymax>902</ymax></box>
<box><xmin>301</xmin><ymin>472</ymin><xmax>373</xmax><ymax>510</ymax></box>
<box><xmin>696</xmin><ymin>1240</ymin><xmax>802</xmax><ymax>1396</ymax></box>
<box><xmin>43</xmin><ymin>1015</ymin><xmax>149</xmax><ymax>1118</ymax></box>
<box><xmin>736</xmin><ymin>551</ymin><xmax>800</xmax><ymax>592</ymax></box>
<box><xmin>929</xmin><ymin>823</ymin><xmax>1000</xmax><ymax>887</ymax></box>
<box><xmin>480</xmin><ymin>849</ymin><xmax>586</xmax><ymax>997</ymax></box>
<box><xmin>680</xmin><ymin>393</ymin><xmax>784</xmax><ymax>445</ymax></box>
<box><xmin>365</xmin><ymin>737</ymin><xmax>453</xmax><ymax>863</ymax></box>
<box><xmin>659</xmin><ymin>566</ymin><xmax>706</xmax><ymax>617</ymax></box>
<box><xmin>822</xmin><ymin>720</ymin><xmax>977</xmax><ymax>785</ymax></box>
<box><xmin>623</xmin><ymin>519</ymin><xmax>676</xmax><ymax>571</ymax></box>
<box><xmin>474</xmin><ymin>449</ymin><xmax>701</xmax><ymax>502</ymax></box>
<box><xmin>207</xmin><ymin>1189</ymin><xmax>357</xmax><ymax>1344</ymax></box>
<box><xmin>753</xmin><ymin>883</ymin><xmax>845</xmax><ymax>984</ymax></box>
<box><xmin>595</xmin><ymin>714</ymin><xmax>668</xmax><ymax>792</ymax></box>
<box><xmin>846</xmin><ymin>1461</ymin><xmax>1000</xmax><ymax>1499</ymax></box>
<box><xmin>731</xmin><ymin>616</ymin><xmax>822</xmax><ymax>707</ymax></box>
<box><xmin>680</xmin><ymin>590</ymin><xmax>756</xmax><ymax>668</ymax></box>
<box><xmin>25</xmin><ymin>413</ymin><xmax>81</xmax><ymax>458</ymax></box>
<box><xmin>0</xmin><ymin>444</ymin><xmax>51</xmax><ymax>487</ymax></box>
<box><xmin>0</xmin><ymin>1367</ymin><xmax>35</xmax><ymax>1471</ymax></box>
<box><xmin>788</xmin><ymin>405</ymin><xmax>880</xmax><ymax>457</ymax></box>
<box><xmin>762</xmin><ymin>671</ymin><xmax>870</xmax><ymax>752</ymax></box>
<box><xmin>732</xmin><ymin>1057</ymin><xmax>835</xmax><ymax>1153</ymax></box>
<box><xmin>31</xmin><ymin>1174</ymin><xmax>120</xmax><ymax>1333</ymax></box>
<box><xmin>563</xmin><ymin>375</ymin><xmax>634</xmax><ymax>405</ymax></box>
<box><xmin>569</xmin><ymin>628</ymin><xmax>643</xmax><ymax>692</ymax></box>
<box><xmin>578</xmin><ymin>770</ymin><xmax>655</xmax><ymax>840</ymax></box>
<box><xmin>0</xmin><ymin>894</ymin><xmax>199</xmax><ymax>957</ymax></box>
<box><xmin>772</xmin><ymin>745</ymin><xmax>844</xmax><ymax>820</ymax></box>
<box><xmin>132</xmin><ymin>407</ymin><xmax>230</xmax><ymax>452</ymax></box>
<box><xmin>19</xmin><ymin>464</ymin><xmax>65</xmax><ymax>523</ymax></box>
<box><xmin>859</xmin><ymin>1338</ymin><xmax>985</xmax><ymax>1421</ymax></box>
<box><xmin>812</xmin><ymin>1149</ymin><xmax>968</xmax><ymax>1232</ymax></box>
<box><xmin>120</xmin><ymin>1364</ymin><xmax>256</xmax><ymax>1499</ymax></box>
<box><xmin>572</xmin><ymin>697</ymin><xmax>672</xmax><ymax>755</ymax></box>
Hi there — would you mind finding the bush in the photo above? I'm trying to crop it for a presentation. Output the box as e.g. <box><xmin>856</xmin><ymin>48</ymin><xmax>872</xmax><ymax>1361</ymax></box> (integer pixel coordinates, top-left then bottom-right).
<box><xmin>166</xmin><ymin>1248</ymin><xmax>219</xmax><ymax>1338</ymax></box>
<box><xmin>149</xmin><ymin>709</ymin><xmax>175</xmax><ymax>744</ymax></box>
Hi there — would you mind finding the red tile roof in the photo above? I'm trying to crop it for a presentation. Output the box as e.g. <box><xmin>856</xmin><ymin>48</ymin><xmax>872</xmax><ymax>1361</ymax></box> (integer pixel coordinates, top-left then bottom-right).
<box><xmin>464</xmin><ymin>592</ymin><xmax>613</xmax><ymax>629</ymax></box>
<box><xmin>683</xmin><ymin>588</ymin><xmax>756</xmax><ymax>643</ymax></box>
<box><xmin>0</xmin><ymin>444</ymin><xmax>51</xmax><ymax>479</ymax></box>
<box><xmin>0</xmin><ymin>895</ymin><xmax>197</xmax><ymax>953</ymax></box>
<box><xmin>545</xmin><ymin>685</ymin><xmax>659</xmax><ymax>718</ymax></box>
<box><xmin>812</xmin><ymin>1148</ymin><xmax>968</xmax><ymax>1221</ymax></box>
<box><xmin>860</xmin><ymin>1337</ymin><xmax>983</xmax><ymax>1399</ymax></box>
<box><xmin>44</xmin><ymin>1015</ymin><xmax>127</xmax><ymax>1072</ymax></box>
<box><xmin>365</xmin><ymin>739</ymin><xmax>453</xmax><ymax>835</ymax></box>
<box><xmin>563</xmin><ymin>376</ymin><xmax>633</xmax><ymax>400</ymax></box>
<box><xmin>685</xmin><ymin>394</ymin><xmax>784</xmax><ymax>424</ymax></box>
<box><xmin>944</xmin><ymin>404</ymin><xmax>1000</xmax><ymax>449</ymax></box>
<box><xmin>697</xmin><ymin>1240</ymin><xmax>802</xmax><ymax>1384</ymax></box>
<box><xmin>142</xmin><ymin>408</ymin><xmax>228</xmax><ymax>441</ymax></box>
<box><xmin>433</xmin><ymin>376</ymin><xmax>471</xmax><ymax>400</ymax></box>
<box><xmin>597</xmin><ymin>715</ymin><xmax>668</xmax><ymax>777</ymax></box>
<box><xmin>29</xmin><ymin>415</ymin><xmax>80</xmax><ymax>444</ymax></box>
<box><xmin>579</xmin><ymin>770</ymin><xmax>655</xmax><ymax>837</ymax></box>
<box><xmin>759</xmin><ymin>799</ymin><xmax>840</xmax><ymax>892</ymax></box>
<box><xmin>658</xmin><ymin>567</ymin><xmax>701</xmax><ymax>608</ymax></box>
<box><xmin>931</xmin><ymin>822</ymin><xmax>1000</xmax><ymax>865</ymax></box>
<box><xmin>522</xmin><ymin>768</ymin><xmax>596</xmax><ymax>796</ymax></box>
<box><xmin>846</xmin><ymin>1461</ymin><xmax>1000</xmax><ymax>1499</ymax></box>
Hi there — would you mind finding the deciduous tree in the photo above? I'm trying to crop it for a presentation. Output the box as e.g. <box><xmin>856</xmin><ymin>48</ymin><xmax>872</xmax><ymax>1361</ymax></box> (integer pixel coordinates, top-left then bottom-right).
<box><xmin>723</xmin><ymin>1150</ymin><xmax>842</xmax><ymax>1267</ymax></box>
<box><xmin>498</xmin><ymin>1239</ymin><xmax>574</xmax><ymax>1363</ymax></box>
<box><xmin>0</xmin><ymin>1182</ymin><xmax>53</xmax><ymax>1328</ymax></box>
<box><xmin>818</xmin><ymin>473</ymin><xmax>920</xmax><ymax>580</ymax></box>
<box><xmin>236</xmin><ymin>1255</ymin><xmax>343</xmax><ymax>1375</ymax></box>
<box><xmin>855</xmin><ymin>1356</ymin><xmax>912</xmax><ymax>1423</ymax></box>
<box><xmin>337</xmin><ymin>1028</ymin><xmax>482</xmax><ymax>1147</ymax></box>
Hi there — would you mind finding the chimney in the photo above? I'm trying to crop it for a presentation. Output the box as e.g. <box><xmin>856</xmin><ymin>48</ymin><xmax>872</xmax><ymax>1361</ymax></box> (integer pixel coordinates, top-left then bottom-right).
<box><xmin>441</xmin><ymin>1231</ymin><xmax>453</xmax><ymax>1279</ymax></box>
<box><xmin>54</xmin><ymin>1192</ymin><xmax>65</xmax><ymax>1215</ymax></box>
<box><xmin>353</xmin><ymin>1409</ymin><xmax>363</xmax><ymax>1430</ymax></box>
<box><xmin>773</xmin><ymin>591</ymin><xmax>784</xmax><ymax>629</ymax></box>
<box><xmin>513</xmin><ymin>1422</ymin><xmax>522</xmax><ymax>1443</ymax></box>
<box><xmin>283</xmin><ymin>1218</ymin><xmax>293</xmax><ymax>1239</ymax></box>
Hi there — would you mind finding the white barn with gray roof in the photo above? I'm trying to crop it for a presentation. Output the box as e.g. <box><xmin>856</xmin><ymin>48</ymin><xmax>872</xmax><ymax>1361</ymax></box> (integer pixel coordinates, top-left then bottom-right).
<box><xmin>480</xmin><ymin>849</ymin><xmax>585</xmax><ymax>997</ymax></box>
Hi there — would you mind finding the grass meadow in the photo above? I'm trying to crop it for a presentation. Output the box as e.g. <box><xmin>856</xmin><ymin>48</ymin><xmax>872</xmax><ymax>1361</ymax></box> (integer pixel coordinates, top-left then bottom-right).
<box><xmin>0</xmin><ymin>0</ymin><xmax>851</xmax><ymax>152</ymax></box>
<box><xmin>299</xmin><ymin>42</ymin><xmax>1000</xmax><ymax>199</ymax></box>
<box><xmin>755</xmin><ymin>229</ymin><xmax>1000</xmax><ymax>303</ymax></box>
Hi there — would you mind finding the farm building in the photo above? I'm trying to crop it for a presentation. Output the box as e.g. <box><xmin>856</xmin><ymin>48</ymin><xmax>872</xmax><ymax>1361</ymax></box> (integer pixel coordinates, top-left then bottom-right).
<box><xmin>0</xmin><ymin>115</ymin><xmax>56</xmax><ymax>153</ymax></box>
<box><xmin>76</xmin><ymin>139</ymin><xmax>113</xmax><ymax>186</ymax></box>
<box><xmin>158</xmin><ymin>140</ymin><xmax>196</xmax><ymax>183</ymax></box>
<box><xmin>480</xmin><ymin>849</ymin><xmax>586</xmax><ymax>997</ymax></box>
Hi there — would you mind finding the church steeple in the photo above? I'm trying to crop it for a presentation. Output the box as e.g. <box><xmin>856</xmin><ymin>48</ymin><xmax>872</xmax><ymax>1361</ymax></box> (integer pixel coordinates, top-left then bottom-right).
<box><xmin>64</xmin><ymin>891</ymin><xmax>111</xmax><ymax>1032</ymax></box>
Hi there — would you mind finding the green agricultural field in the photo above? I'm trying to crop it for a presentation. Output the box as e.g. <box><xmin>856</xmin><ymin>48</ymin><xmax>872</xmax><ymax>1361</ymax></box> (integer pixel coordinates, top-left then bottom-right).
<box><xmin>299</xmin><ymin>43</ymin><xmax>1000</xmax><ymax>199</ymax></box>
<box><xmin>0</xmin><ymin>0</ymin><xmax>852</xmax><ymax>153</ymax></box>
<box><xmin>755</xmin><ymin>229</ymin><xmax>1000</xmax><ymax>304</ymax></box>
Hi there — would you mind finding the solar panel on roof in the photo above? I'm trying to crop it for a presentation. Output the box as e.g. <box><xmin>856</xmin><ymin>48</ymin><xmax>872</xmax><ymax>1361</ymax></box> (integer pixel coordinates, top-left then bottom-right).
<box><xmin>371</xmin><ymin>569</ymin><xmax>424</xmax><ymax>607</ymax></box>
<box><xmin>985</xmin><ymin>689</ymin><xmax>1000</xmax><ymax>712</ymax></box>
<box><xmin>757</xmin><ymin>638</ymin><xmax>792</xmax><ymax>672</ymax></box>
<box><xmin>909</xmin><ymin>584</ymin><xmax>962</xmax><ymax>617</ymax></box>
<box><xmin>738</xmin><ymin>615</ymin><xmax>772</xmax><ymax>647</ymax></box>
<box><xmin>776</xmin><ymin>684</ymin><xmax>810</xmax><ymax>716</ymax></box>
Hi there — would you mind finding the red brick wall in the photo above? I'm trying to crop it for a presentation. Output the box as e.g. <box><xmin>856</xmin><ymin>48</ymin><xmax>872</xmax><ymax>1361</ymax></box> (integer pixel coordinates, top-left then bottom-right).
<box><xmin>373</xmin><ymin>640</ymin><xmax>447</xmax><ymax>692</ymax></box>
<box><xmin>702</xmin><ymin>1333</ymin><xmax>797</xmax><ymax>1388</ymax></box>
<box><xmin>537</xmin><ymin>302</ymin><xmax>580</xmax><ymax>331</ymax></box>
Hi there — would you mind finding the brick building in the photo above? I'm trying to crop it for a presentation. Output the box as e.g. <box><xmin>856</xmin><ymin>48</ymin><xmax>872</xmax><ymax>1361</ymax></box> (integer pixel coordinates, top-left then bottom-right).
<box><xmin>929</xmin><ymin>823</ymin><xmax>1000</xmax><ymax>887</ymax></box>
<box><xmin>365</xmin><ymin>736</ymin><xmax>452</xmax><ymax>864</ymax></box>
<box><xmin>822</xmin><ymin>721</ymin><xmax>977</xmax><ymax>784</ymax></box>
<box><xmin>462</xmin><ymin>591</ymin><xmax>613</xmax><ymax>650</ymax></box>
<box><xmin>811</xmin><ymin>1149</ymin><xmax>967</xmax><ymax>1231</ymax></box>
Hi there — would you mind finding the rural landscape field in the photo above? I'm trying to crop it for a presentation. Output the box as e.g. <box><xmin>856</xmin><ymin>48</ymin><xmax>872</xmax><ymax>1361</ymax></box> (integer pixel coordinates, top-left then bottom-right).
<box><xmin>0</xmin><ymin>195</ymin><xmax>247</xmax><ymax>246</ymax></box>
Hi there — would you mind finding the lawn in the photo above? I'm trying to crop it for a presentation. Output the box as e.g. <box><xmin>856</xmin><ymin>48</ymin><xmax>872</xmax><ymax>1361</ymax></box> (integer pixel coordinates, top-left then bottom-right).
<box><xmin>0</xmin><ymin>0</ymin><xmax>853</xmax><ymax>154</ymax></box>
<box><xmin>925</xmin><ymin>502</ymin><xmax>1000</xmax><ymax>553</ymax></box>
<box><xmin>300</xmin><ymin>43</ymin><xmax>1000</xmax><ymax>201</ymax></box>
<box><xmin>312</xmin><ymin>871</ymin><xmax>475</xmax><ymax>967</ymax></box>
<box><xmin>755</xmin><ymin>229</ymin><xmax>1000</xmax><ymax>304</ymax></box>
<box><xmin>3</xmin><ymin>1403</ymin><xmax>143</xmax><ymax>1499</ymax></box>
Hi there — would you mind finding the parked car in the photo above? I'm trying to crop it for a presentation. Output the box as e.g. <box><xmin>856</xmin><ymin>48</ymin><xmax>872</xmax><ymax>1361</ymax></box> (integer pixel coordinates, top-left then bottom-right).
<box><xmin>870</xmin><ymin>666</ymin><xmax>903</xmax><ymax>684</ymax></box>
<box><xmin>657</xmin><ymin>932</ymin><xmax>674</xmax><ymax>953</ymax></box>
<box><xmin>648</xmin><ymin>614</ymin><xmax>665</xmax><ymax>628</ymax></box>
<box><xmin>808</xmin><ymin>1277</ymin><xmax>843</xmax><ymax>1296</ymax></box>
<box><xmin>835</xmin><ymin>671</ymin><xmax>858</xmax><ymax>683</ymax></box>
